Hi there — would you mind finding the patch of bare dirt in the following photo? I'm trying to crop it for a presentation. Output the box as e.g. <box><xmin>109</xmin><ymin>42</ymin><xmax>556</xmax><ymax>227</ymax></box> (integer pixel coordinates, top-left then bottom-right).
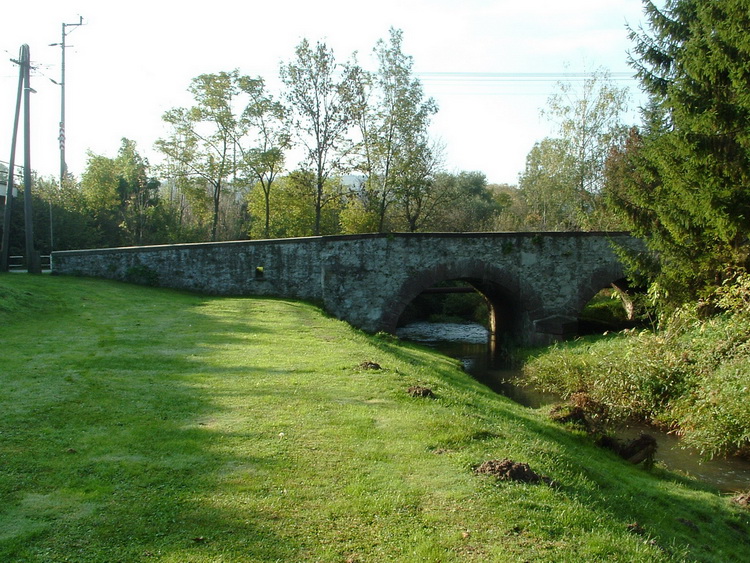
<box><xmin>407</xmin><ymin>386</ymin><xmax>434</xmax><ymax>398</ymax></box>
<box><xmin>597</xmin><ymin>433</ymin><xmax>658</xmax><ymax>468</ymax></box>
<box><xmin>732</xmin><ymin>491</ymin><xmax>750</xmax><ymax>508</ymax></box>
<box><xmin>474</xmin><ymin>458</ymin><xmax>557</xmax><ymax>487</ymax></box>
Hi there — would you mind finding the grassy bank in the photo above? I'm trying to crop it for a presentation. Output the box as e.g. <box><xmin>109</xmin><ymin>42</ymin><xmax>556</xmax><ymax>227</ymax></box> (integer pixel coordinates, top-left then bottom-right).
<box><xmin>523</xmin><ymin>300</ymin><xmax>750</xmax><ymax>460</ymax></box>
<box><xmin>1</xmin><ymin>274</ymin><xmax>748</xmax><ymax>561</ymax></box>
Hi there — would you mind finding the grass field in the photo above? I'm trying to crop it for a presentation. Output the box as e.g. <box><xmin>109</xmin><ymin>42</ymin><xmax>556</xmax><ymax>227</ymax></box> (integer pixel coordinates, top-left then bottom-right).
<box><xmin>1</xmin><ymin>274</ymin><xmax>748</xmax><ymax>562</ymax></box>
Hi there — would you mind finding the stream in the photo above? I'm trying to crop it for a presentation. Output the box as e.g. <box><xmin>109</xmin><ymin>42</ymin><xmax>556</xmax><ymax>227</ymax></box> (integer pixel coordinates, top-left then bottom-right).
<box><xmin>396</xmin><ymin>321</ymin><xmax>750</xmax><ymax>493</ymax></box>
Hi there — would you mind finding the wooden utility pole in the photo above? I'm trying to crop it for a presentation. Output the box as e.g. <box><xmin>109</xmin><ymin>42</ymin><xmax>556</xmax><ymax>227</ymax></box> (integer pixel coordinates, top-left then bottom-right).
<box><xmin>0</xmin><ymin>44</ymin><xmax>40</xmax><ymax>273</ymax></box>
<box><xmin>1</xmin><ymin>47</ymin><xmax>25</xmax><ymax>271</ymax></box>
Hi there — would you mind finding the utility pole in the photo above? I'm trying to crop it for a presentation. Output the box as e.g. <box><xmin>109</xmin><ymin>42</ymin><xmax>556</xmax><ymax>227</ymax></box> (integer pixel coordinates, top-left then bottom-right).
<box><xmin>21</xmin><ymin>44</ymin><xmax>40</xmax><ymax>273</ymax></box>
<box><xmin>50</xmin><ymin>16</ymin><xmax>83</xmax><ymax>187</ymax></box>
<box><xmin>1</xmin><ymin>45</ymin><xmax>40</xmax><ymax>273</ymax></box>
<box><xmin>0</xmin><ymin>48</ymin><xmax>25</xmax><ymax>272</ymax></box>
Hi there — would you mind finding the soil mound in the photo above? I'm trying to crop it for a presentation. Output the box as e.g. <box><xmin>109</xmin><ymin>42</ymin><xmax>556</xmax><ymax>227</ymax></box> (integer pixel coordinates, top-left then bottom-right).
<box><xmin>732</xmin><ymin>491</ymin><xmax>750</xmax><ymax>508</ymax></box>
<box><xmin>407</xmin><ymin>386</ymin><xmax>434</xmax><ymax>398</ymax></box>
<box><xmin>475</xmin><ymin>458</ymin><xmax>556</xmax><ymax>487</ymax></box>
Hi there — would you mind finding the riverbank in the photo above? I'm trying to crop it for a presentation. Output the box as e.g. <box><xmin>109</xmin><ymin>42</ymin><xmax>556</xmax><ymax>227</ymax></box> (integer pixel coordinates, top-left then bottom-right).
<box><xmin>397</xmin><ymin>321</ymin><xmax>750</xmax><ymax>492</ymax></box>
<box><xmin>1</xmin><ymin>274</ymin><xmax>749</xmax><ymax>561</ymax></box>
<box><xmin>522</xmin><ymin>301</ymin><xmax>750</xmax><ymax>461</ymax></box>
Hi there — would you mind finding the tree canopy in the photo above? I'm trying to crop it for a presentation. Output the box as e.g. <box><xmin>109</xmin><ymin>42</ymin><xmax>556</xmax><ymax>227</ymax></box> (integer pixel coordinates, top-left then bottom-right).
<box><xmin>19</xmin><ymin>28</ymin><xmax>645</xmax><ymax>253</ymax></box>
<box><xmin>520</xmin><ymin>69</ymin><xmax>630</xmax><ymax>231</ymax></box>
<box><xmin>280</xmin><ymin>39</ymin><xmax>357</xmax><ymax>236</ymax></box>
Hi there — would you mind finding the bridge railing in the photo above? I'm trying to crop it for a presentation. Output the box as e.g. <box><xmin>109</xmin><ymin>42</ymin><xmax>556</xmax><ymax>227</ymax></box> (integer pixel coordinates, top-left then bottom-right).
<box><xmin>8</xmin><ymin>255</ymin><xmax>51</xmax><ymax>271</ymax></box>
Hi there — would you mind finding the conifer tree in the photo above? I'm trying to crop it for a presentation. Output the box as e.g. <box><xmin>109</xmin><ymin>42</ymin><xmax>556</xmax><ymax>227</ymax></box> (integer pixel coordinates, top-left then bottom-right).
<box><xmin>607</xmin><ymin>0</ymin><xmax>750</xmax><ymax>303</ymax></box>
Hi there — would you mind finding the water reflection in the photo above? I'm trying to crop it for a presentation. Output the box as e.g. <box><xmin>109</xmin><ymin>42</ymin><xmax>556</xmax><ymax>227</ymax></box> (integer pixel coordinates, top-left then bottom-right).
<box><xmin>396</xmin><ymin>321</ymin><xmax>490</xmax><ymax>344</ymax></box>
<box><xmin>396</xmin><ymin>322</ymin><xmax>557</xmax><ymax>407</ymax></box>
<box><xmin>396</xmin><ymin>321</ymin><xmax>750</xmax><ymax>492</ymax></box>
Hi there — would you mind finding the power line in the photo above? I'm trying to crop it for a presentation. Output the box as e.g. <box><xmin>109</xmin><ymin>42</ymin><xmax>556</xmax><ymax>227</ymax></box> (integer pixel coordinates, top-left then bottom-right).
<box><xmin>415</xmin><ymin>71</ymin><xmax>641</xmax><ymax>100</ymax></box>
<box><xmin>417</xmin><ymin>71</ymin><xmax>637</xmax><ymax>83</ymax></box>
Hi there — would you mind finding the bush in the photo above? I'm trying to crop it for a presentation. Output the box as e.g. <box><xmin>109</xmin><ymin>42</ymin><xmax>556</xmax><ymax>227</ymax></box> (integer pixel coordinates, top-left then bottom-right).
<box><xmin>523</xmin><ymin>292</ymin><xmax>750</xmax><ymax>458</ymax></box>
<box><xmin>673</xmin><ymin>358</ymin><xmax>750</xmax><ymax>458</ymax></box>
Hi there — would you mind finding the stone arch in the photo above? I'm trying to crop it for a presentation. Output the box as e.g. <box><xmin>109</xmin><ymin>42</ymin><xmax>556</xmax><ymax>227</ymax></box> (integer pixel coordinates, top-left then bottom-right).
<box><xmin>570</xmin><ymin>260</ymin><xmax>633</xmax><ymax>328</ymax></box>
<box><xmin>376</xmin><ymin>259</ymin><xmax>539</xmax><ymax>345</ymax></box>
<box><xmin>574</xmin><ymin>263</ymin><xmax>629</xmax><ymax>314</ymax></box>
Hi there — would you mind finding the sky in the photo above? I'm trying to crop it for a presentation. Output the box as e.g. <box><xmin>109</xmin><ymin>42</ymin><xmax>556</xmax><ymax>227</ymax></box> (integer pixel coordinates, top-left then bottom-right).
<box><xmin>0</xmin><ymin>0</ymin><xmax>653</xmax><ymax>187</ymax></box>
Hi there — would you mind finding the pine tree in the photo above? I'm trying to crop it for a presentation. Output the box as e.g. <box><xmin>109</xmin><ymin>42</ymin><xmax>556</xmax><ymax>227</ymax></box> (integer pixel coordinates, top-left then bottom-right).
<box><xmin>607</xmin><ymin>0</ymin><xmax>750</xmax><ymax>303</ymax></box>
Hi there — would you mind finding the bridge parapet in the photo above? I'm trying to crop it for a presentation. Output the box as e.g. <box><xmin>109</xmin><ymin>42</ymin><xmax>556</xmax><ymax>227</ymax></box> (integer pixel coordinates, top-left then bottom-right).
<box><xmin>52</xmin><ymin>232</ymin><xmax>642</xmax><ymax>346</ymax></box>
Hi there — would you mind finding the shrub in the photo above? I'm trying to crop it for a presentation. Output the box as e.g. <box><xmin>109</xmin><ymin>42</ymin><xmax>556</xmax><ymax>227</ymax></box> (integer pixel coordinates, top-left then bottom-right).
<box><xmin>523</xmin><ymin>293</ymin><xmax>750</xmax><ymax>458</ymax></box>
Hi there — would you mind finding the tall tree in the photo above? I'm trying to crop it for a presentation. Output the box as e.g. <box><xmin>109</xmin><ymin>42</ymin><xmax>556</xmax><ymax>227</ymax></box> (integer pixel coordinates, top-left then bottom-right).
<box><xmin>350</xmin><ymin>28</ymin><xmax>439</xmax><ymax>232</ymax></box>
<box><xmin>522</xmin><ymin>68</ymin><xmax>630</xmax><ymax>231</ymax></box>
<box><xmin>607</xmin><ymin>0</ymin><xmax>750</xmax><ymax>303</ymax></box>
<box><xmin>80</xmin><ymin>139</ymin><xmax>159</xmax><ymax>246</ymax></box>
<box><xmin>80</xmin><ymin>151</ymin><xmax>121</xmax><ymax>244</ymax></box>
<box><xmin>235</xmin><ymin>76</ymin><xmax>290</xmax><ymax>239</ymax></box>
<box><xmin>280</xmin><ymin>39</ymin><xmax>356</xmax><ymax>235</ymax></box>
<box><xmin>393</xmin><ymin>139</ymin><xmax>446</xmax><ymax>232</ymax></box>
<box><xmin>115</xmin><ymin>139</ymin><xmax>161</xmax><ymax>244</ymax></box>
<box><xmin>518</xmin><ymin>138</ymin><xmax>580</xmax><ymax>230</ymax></box>
<box><xmin>543</xmin><ymin>67</ymin><xmax>630</xmax><ymax>195</ymax></box>
<box><xmin>156</xmin><ymin>71</ymin><xmax>247</xmax><ymax>241</ymax></box>
<box><xmin>158</xmin><ymin>159</ymin><xmax>213</xmax><ymax>242</ymax></box>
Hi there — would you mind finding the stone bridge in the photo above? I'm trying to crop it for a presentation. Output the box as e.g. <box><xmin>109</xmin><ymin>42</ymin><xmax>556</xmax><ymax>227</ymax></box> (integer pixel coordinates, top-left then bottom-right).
<box><xmin>51</xmin><ymin>232</ymin><xmax>642</xmax><ymax>346</ymax></box>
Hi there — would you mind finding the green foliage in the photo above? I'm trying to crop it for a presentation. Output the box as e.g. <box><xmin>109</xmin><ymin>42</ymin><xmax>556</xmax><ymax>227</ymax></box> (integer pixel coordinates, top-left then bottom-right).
<box><xmin>33</xmin><ymin>177</ymin><xmax>99</xmax><ymax>252</ymax></box>
<box><xmin>489</xmin><ymin>183</ymin><xmax>529</xmax><ymax>231</ymax></box>
<box><xmin>713</xmin><ymin>270</ymin><xmax>750</xmax><ymax>314</ymax></box>
<box><xmin>579</xmin><ymin>289</ymin><xmax>634</xmax><ymax>328</ymax></box>
<box><xmin>236</xmin><ymin>76</ymin><xmax>290</xmax><ymax>239</ymax></box>
<box><xmin>524</xmin><ymin>281</ymin><xmax>750</xmax><ymax>458</ymax></box>
<box><xmin>606</xmin><ymin>0</ymin><xmax>750</xmax><ymax>304</ymax></box>
<box><xmin>519</xmin><ymin>138</ymin><xmax>581</xmax><ymax>230</ymax></box>
<box><xmin>13</xmin><ymin>140</ymin><xmax>167</xmax><ymax>254</ymax></box>
<box><xmin>247</xmin><ymin>171</ymin><xmax>343</xmax><ymax>238</ymax></box>
<box><xmin>672</xmin><ymin>357</ymin><xmax>750</xmax><ymax>458</ymax></box>
<box><xmin>156</xmin><ymin>71</ymin><xmax>253</xmax><ymax>241</ymax></box>
<box><xmin>280</xmin><ymin>39</ymin><xmax>356</xmax><ymax>236</ymax></box>
<box><xmin>543</xmin><ymin>67</ymin><xmax>630</xmax><ymax>196</ymax></box>
<box><xmin>426</xmin><ymin>171</ymin><xmax>502</xmax><ymax>232</ymax></box>
<box><xmin>520</xmin><ymin>69</ymin><xmax>630</xmax><ymax>232</ymax></box>
<box><xmin>349</xmin><ymin>28</ymin><xmax>440</xmax><ymax>233</ymax></box>
<box><xmin>399</xmin><ymin>283</ymin><xmax>489</xmax><ymax>326</ymax></box>
<box><xmin>80</xmin><ymin>139</ymin><xmax>162</xmax><ymax>247</ymax></box>
<box><xmin>338</xmin><ymin>193</ymin><xmax>381</xmax><ymax>234</ymax></box>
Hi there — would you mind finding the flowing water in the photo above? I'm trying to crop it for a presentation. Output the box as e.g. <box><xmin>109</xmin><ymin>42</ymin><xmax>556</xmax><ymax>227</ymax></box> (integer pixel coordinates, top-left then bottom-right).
<box><xmin>396</xmin><ymin>321</ymin><xmax>750</xmax><ymax>492</ymax></box>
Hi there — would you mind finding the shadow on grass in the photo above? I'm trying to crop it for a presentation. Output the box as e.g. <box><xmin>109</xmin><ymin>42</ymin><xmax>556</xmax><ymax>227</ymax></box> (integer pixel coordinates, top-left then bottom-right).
<box><xmin>0</xmin><ymin>277</ymin><xmax>300</xmax><ymax>561</ymax></box>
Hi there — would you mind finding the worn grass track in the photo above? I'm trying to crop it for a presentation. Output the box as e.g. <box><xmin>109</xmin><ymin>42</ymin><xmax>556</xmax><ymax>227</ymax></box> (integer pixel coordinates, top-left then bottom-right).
<box><xmin>1</xmin><ymin>274</ymin><xmax>748</xmax><ymax>562</ymax></box>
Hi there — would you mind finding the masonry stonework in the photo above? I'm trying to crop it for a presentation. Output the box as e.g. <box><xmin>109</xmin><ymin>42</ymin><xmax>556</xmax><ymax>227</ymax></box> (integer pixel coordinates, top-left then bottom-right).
<box><xmin>51</xmin><ymin>232</ymin><xmax>641</xmax><ymax>346</ymax></box>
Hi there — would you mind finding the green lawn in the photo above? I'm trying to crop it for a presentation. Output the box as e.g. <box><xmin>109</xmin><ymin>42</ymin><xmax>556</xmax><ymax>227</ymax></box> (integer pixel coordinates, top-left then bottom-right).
<box><xmin>1</xmin><ymin>274</ymin><xmax>748</xmax><ymax>562</ymax></box>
